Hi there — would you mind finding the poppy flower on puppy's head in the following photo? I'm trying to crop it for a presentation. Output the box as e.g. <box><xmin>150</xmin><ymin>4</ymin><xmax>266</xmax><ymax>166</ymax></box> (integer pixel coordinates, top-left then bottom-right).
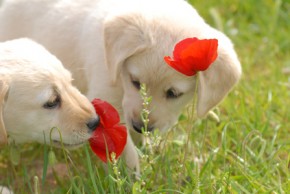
<box><xmin>164</xmin><ymin>37</ymin><xmax>218</xmax><ymax>76</ymax></box>
<box><xmin>89</xmin><ymin>99</ymin><xmax>127</xmax><ymax>163</ymax></box>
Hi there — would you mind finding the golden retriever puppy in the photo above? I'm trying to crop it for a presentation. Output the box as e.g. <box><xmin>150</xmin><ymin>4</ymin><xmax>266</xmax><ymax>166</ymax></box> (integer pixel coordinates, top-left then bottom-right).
<box><xmin>0</xmin><ymin>39</ymin><xmax>100</xmax><ymax>148</ymax></box>
<box><xmin>0</xmin><ymin>0</ymin><xmax>242</xmax><ymax>171</ymax></box>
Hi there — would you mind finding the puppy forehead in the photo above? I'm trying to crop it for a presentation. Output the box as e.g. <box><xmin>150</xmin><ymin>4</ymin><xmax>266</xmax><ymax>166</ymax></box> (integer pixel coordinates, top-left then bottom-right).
<box><xmin>126</xmin><ymin>52</ymin><xmax>170</xmax><ymax>78</ymax></box>
<box><xmin>127</xmin><ymin>57</ymin><xmax>195</xmax><ymax>92</ymax></box>
<box><xmin>17</xmin><ymin>39</ymin><xmax>72</xmax><ymax>80</ymax></box>
<box><xmin>26</xmin><ymin>57</ymin><xmax>73</xmax><ymax>88</ymax></box>
<box><xmin>35</xmin><ymin>55</ymin><xmax>72</xmax><ymax>79</ymax></box>
<box><xmin>36</xmin><ymin>85</ymin><xmax>56</xmax><ymax>100</ymax></box>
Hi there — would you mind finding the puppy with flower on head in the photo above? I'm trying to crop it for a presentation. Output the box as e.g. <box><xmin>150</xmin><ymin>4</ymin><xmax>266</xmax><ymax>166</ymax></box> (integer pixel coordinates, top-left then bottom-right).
<box><xmin>0</xmin><ymin>0</ymin><xmax>241</xmax><ymax>172</ymax></box>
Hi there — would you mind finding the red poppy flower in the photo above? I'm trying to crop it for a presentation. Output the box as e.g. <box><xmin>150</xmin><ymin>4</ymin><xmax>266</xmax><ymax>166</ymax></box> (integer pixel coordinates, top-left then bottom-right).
<box><xmin>89</xmin><ymin>99</ymin><xmax>127</xmax><ymax>162</ymax></box>
<box><xmin>164</xmin><ymin>37</ymin><xmax>218</xmax><ymax>76</ymax></box>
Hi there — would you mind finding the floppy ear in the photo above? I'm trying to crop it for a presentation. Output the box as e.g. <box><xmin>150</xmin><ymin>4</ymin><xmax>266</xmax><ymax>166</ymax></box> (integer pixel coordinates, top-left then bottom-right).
<box><xmin>197</xmin><ymin>41</ymin><xmax>242</xmax><ymax>118</ymax></box>
<box><xmin>0</xmin><ymin>80</ymin><xmax>9</xmax><ymax>147</ymax></box>
<box><xmin>104</xmin><ymin>14</ymin><xmax>152</xmax><ymax>84</ymax></box>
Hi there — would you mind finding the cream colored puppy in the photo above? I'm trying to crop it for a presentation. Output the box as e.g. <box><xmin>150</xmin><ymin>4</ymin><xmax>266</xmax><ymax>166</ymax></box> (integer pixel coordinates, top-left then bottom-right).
<box><xmin>0</xmin><ymin>0</ymin><xmax>242</xmax><ymax>171</ymax></box>
<box><xmin>0</xmin><ymin>38</ymin><xmax>100</xmax><ymax>148</ymax></box>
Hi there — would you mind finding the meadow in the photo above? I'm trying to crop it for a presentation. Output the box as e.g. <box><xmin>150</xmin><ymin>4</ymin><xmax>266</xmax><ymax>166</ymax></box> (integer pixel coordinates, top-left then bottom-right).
<box><xmin>0</xmin><ymin>0</ymin><xmax>289</xmax><ymax>193</ymax></box>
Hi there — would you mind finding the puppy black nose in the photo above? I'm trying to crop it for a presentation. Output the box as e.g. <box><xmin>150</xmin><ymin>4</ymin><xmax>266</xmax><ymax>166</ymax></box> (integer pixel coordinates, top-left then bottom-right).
<box><xmin>87</xmin><ymin>116</ymin><xmax>100</xmax><ymax>131</ymax></box>
<box><xmin>132</xmin><ymin>121</ymin><xmax>154</xmax><ymax>134</ymax></box>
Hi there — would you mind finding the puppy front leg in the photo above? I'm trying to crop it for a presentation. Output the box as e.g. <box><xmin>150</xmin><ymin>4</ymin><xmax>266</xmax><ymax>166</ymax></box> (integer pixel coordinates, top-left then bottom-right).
<box><xmin>123</xmin><ymin>133</ymin><xmax>140</xmax><ymax>176</ymax></box>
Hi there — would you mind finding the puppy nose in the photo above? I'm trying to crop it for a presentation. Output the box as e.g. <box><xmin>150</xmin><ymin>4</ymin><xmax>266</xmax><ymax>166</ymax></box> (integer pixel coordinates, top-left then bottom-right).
<box><xmin>132</xmin><ymin>121</ymin><xmax>154</xmax><ymax>134</ymax></box>
<box><xmin>87</xmin><ymin>116</ymin><xmax>100</xmax><ymax>131</ymax></box>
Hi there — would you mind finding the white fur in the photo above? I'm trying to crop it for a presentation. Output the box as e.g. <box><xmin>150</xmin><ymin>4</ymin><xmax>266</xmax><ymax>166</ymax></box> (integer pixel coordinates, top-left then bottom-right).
<box><xmin>0</xmin><ymin>186</ymin><xmax>13</xmax><ymax>194</ymax></box>
<box><xmin>0</xmin><ymin>0</ymin><xmax>242</xmax><ymax>171</ymax></box>
<box><xmin>0</xmin><ymin>38</ymin><xmax>98</xmax><ymax>148</ymax></box>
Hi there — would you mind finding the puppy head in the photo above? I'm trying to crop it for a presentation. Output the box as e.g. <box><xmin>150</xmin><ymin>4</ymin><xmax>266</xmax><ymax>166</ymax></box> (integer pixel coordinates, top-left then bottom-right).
<box><xmin>0</xmin><ymin>39</ymin><xmax>99</xmax><ymax>148</ymax></box>
<box><xmin>121</xmin><ymin>52</ymin><xmax>197</xmax><ymax>132</ymax></box>
<box><xmin>104</xmin><ymin>9</ymin><xmax>241</xmax><ymax>133</ymax></box>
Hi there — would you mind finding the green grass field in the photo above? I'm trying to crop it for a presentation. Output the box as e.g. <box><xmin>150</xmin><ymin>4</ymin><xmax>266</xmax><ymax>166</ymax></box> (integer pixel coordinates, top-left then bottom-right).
<box><xmin>0</xmin><ymin>0</ymin><xmax>289</xmax><ymax>193</ymax></box>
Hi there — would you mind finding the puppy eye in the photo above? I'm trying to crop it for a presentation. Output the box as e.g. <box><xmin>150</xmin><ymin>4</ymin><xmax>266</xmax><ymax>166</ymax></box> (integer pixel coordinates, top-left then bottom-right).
<box><xmin>43</xmin><ymin>95</ymin><xmax>61</xmax><ymax>109</ymax></box>
<box><xmin>132</xmin><ymin>80</ymin><xmax>141</xmax><ymax>90</ymax></box>
<box><xmin>166</xmin><ymin>89</ymin><xmax>183</xmax><ymax>99</ymax></box>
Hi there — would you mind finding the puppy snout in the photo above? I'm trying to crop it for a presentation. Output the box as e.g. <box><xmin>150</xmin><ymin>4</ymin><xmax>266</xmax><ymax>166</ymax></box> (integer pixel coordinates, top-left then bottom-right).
<box><xmin>132</xmin><ymin>120</ymin><xmax>154</xmax><ymax>134</ymax></box>
<box><xmin>86</xmin><ymin>116</ymin><xmax>100</xmax><ymax>131</ymax></box>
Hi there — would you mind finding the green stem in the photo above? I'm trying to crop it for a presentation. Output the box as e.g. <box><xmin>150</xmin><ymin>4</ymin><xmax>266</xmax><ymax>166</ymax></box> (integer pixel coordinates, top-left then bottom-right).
<box><xmin>182</xmin><ymin>73</ymin><xmax>199</xmax><ymax>170</ymax></box>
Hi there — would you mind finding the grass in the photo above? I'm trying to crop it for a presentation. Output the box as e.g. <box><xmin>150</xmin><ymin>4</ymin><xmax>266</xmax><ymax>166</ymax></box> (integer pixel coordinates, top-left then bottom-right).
<box><xmin>0</xmin><ymin>0</ymin><xmax>289</xmax><ymax>193</ymax></box>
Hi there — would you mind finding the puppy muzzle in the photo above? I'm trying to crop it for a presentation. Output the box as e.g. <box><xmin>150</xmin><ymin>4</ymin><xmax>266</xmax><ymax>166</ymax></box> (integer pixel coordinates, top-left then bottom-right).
<box><xmin>86</xmin><ymin>116</ymin><xmax>100</xmax><ymax>132</ymax></box>
<box><xmin>132</xmin><ymin>120</ymin><xmax>154</xmax><ymax>134</ymax></box>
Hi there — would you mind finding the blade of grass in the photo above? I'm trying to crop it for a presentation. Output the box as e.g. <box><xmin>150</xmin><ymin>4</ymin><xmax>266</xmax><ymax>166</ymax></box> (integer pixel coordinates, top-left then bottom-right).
<box><xmin>70</xmin><ymin>176</ymin><xmax>83</xmax><ymax>194</ymax></box>
<box><xmin>94</xmin><ymin>165</ymin><xmax>106</xmax><ymax>193</ymax></box>
<box><xmin>84</xmin><ymin>144</ymin><xmax>100</xmax><ymax>194</ymax></box>
<box><xmin>22</xmin><ymin>165</ymin><xmax>33</xmax><ymax>193</ymax></box>
<box><xmin>42</xmin><ymin>142</ymin><xmax>48</xmax><ymax>186</ymax></box>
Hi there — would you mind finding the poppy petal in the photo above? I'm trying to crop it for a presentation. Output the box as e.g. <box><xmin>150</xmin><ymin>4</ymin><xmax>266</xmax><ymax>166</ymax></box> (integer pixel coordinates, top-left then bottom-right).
<box><xmin>89</xmin><ymin>125</ymin><xmax>127</xmax><ymax>162</ymax></box>
<box><xmin>103</xmin><ymin>125</ymin><xmax>127</xmax><ymax>158</ymax></box>
<box><xmin>164</xmin><ymin>37</ymin><xmax>218</xmax><ymax>76</ymax></box>
<box><xmin>164</xmin><ymin>56</ymin><xmax>197</xmax><ymax>76</ymax></box>
<box><xmin>173</xmin><ymin>37</ymin><xmax>198</xmax><ymax>61</ymax></box>
<box><xmin>92</xmin><ymin>99</ymin><xmax>120</xmax><ymax>128</ymax></box>
<box><xmin>89</xmin><ymin>98</ymin><xmax>127</xmax><ymax>163</ymax></box>
<box><xmin>89</xmin><ymin>127</ymin><xmax>115</xmax><ymax>162</ymax></box>
<box><xmin>186</xmin><ymin>39</ymin><xmax>218</xmax><ymax>71</ymax></box>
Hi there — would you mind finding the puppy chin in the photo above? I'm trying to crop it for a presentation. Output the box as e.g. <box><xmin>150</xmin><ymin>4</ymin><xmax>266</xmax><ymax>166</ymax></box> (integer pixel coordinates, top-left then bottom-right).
<box><xmin>50</xmin><ymin>139</ymin><xmax>86</xmax><ymax>149</ymax></box>
<box><xmin>125</xmin><ymin>119</ymin><xmax>138</xmax><ymax>134</ymax></box>
<box><xmin>37</xmin><ymin>130</ymin><xmax>90</xmax><ymax>149</ymax></box>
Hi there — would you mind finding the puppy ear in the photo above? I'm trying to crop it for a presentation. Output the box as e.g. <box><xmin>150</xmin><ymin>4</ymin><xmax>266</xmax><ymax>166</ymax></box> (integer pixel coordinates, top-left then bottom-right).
<box><xmin>197</xmin><ymin>41</ymin><xmax>242</xmax><ymax>118</ymax></box>
<box><xmin>0</xmin><ymin>80</ymin><xmax>9</xmax><ymax>147</ymax></box>
<box><xmin>104</xmin><ymin>14</ymin><xmax>152</xmax><ymax>84</ymax></box>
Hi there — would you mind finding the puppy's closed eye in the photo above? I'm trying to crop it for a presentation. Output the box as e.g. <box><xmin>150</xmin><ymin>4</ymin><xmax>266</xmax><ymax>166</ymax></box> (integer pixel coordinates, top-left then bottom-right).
<box><xmin>43</xmin><ymin>94</ymin><xmax>61</xmax><ymax>109</ymax></box>
<box><xmin>166</xmin><ymin>88</ymin><xmax>183</xmax><ymax>99</ymax></box>
<box><xmin>132</xmin><ymin>80</ymin><xmax>141</xmax><ymax>90</ymax></box>
<box><xmin>130</xmin><ymin>75</ymin><xmax>141</xmax><ymax>90</ymax></box>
